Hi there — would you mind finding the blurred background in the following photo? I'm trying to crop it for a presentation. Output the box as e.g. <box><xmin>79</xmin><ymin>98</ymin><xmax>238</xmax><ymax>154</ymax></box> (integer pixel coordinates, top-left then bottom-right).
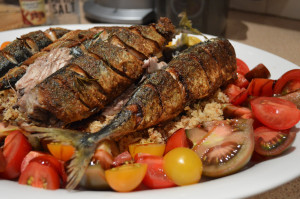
<box><xmin>0</xmin><ymin>0</ymin><xmax>299</xmax><ymax>198</ymax></box>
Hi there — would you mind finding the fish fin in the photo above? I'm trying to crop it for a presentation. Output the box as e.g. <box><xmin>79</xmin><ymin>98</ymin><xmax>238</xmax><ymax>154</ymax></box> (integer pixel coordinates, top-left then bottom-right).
<box><xmin>22</xmin><ymin>126</ymin><xmax>84</xmax><ymax>145</ymax></box>
<box><xmin>66</xmin><ymin>144</ymin><xmax>95</xmax><ymax>189</ymax></box>
<box><xmin>23</xmin><ymin>125</ymin><xmax>99</xmax><ymax>190</ymax></box>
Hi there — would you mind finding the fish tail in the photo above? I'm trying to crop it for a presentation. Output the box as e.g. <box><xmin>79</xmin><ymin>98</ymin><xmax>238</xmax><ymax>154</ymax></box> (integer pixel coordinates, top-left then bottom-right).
<box><xmin>22</xmin><ymin>125</ymin><xmax>106</xmax><ymax>189</ymax></box>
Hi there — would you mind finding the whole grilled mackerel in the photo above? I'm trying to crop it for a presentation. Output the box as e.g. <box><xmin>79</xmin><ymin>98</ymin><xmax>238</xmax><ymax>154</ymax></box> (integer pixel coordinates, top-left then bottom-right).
<box><xmin>24</xmin><ymin>38</ymin><xmax>237</xmax><ymax>189</ymax></box>
<box><xmin>0</xmin><ymin>28</ymin><xmax>70</xmax><ymax>79</ymax></box>
<box><xmin>18</xmin><ymin>18</ymin><xmax>175</xmax><ymax>126</ymax></box>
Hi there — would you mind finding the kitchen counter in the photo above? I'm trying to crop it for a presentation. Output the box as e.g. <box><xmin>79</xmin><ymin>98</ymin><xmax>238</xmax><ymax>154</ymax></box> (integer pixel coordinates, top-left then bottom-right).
<box><xmin>0</xmin><ymin>2</ymin><xmax>300</xmax><ymax>199</ymax></box>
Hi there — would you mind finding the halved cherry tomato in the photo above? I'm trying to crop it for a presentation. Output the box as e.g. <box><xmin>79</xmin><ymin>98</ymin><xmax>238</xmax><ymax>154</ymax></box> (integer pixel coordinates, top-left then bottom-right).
<box><xmin>236</xmin><ymin>58</ymin><xmax>250</xmax><ymax>75</ymax></box>
<box><xmin>30</xmin><ymin>155</ymin><xmax>67</xmax><ymax>185</ymax></box>
<box><xmin>231</xmin><ymin>89</ymin><xmax>249</xmax><ymax>106</ymax></box>
<box><xmin>112</xmin><ymin>151</ymin><xmax>132</xmax><ymax>167</ymax></box>
<box><xmin>164</xmin><ymin>128</ymin><xmax>190</xmax><ymax>154</ymax></box>
<box><xmin>129</xmin><ymin>143</ymin><xmax>166</xmax><ymax>158</ymax></box>
<box><xmin>250</xmin><ymin>97</ymin><xmax>300</xmax><ymax>130</ymax></box>
<box><xmin>93</xmin><ymin>149</ymin><xmax>114</xmax><ymax>170</ymax></box>
<box><xmin>248</xmin><ymin>78</ymin><xmax>274</xmax><ymax>97</ymax></box>
<box><xmin>105</xmin><ymin>163</ymin><xmax>147</xmax><ymax>192</ymax></box>
<box><xmin>223</xmin><ymin>105</ymin><xmax>253</xmax><ymax>119</ymax></box>
<box><xmin>163</xmin><ymin>147</ymin><xmax>202</xmax><ymax>186</ymax></box>
<box><xmin>0</xmin><ymin>149</ymin><xmax>6</xmax><ymax>172</ymax></box>
<box><xmin>273</xmin><ymin>69</ymin><xmax>300</xmax><ymax>95</ymax></box>
<box><xmin>18</xmin><ymin>161</ymin><xmax>60</xmax><ymax>190</ymax></box>
<box><xmin>193</xmin><ymin>119</ymin><xmax>254</xmax><ymax>177</ymax></box>
<box><xmin>21</xmin><ymin>151</ymin><xmax>45</xmax><ymax>173</ymax></box>
<box><xmin>135</xmin><ymin>153</ymin><xmax>176</xmax><ymax>189</ymax></box>
<box><xmin>234</xmin><ymin>73</ymin><xmax>249</xmax><ymax>88</ymax></box>
<box><xmin>47</xmin><ymin>143</ymin><xmax>75</xmax><ymax>162</ymax></box>
<box><xmin>0</xmin><ymin>130</ymin><xmax>31</xmax><ymax>179</ymax></box>
<box><xmin>254</xmin><ymin>126</ymin><xmax>296</xmax><ymax>156</ymax></box>
<box><xmin>0</xmin><ymin>41</ymin><xmax>11</xmax><ymax>50</ymax></box>
<box><xmin>224</xmin><ymin>84</ymin><xmax>248</xmax><ymax>105</ymax></box>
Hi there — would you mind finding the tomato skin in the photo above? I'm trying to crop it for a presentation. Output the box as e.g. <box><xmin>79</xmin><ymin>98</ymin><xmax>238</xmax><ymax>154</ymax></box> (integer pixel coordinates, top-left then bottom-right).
<box><xmin>236</xmin><ymin>58</ymin><xmax>250</xmax><ymax>75</ymax></box>
<box><xmin>135</xmin><ymin>154</ymin><xmax>176</xmax><ymax>189</ymax></box>
<box><xmin>105</xmin><ymin>163</ymin><xmax>147</xmax><ymax>192</ymax></box>
<box><xmin>129</xmin><ymin>143</ymin><xmax>166</xmax><ymax>158</ymax></box>
<box><xmin>250</xmin><ymin>97</ymin><xmax>300</xmax><ymax>130</ymax></box>
<box><xmin>163</xmin><ymin>147</ymin><xmax>202</xmax><ymax>186</ymax></box>
<box><xmin>112</xmin><ymin>151</ymin><xmax>132</xmax><ymax>167</ymax></box>
<box><xmin>248</xmin><ymin>78</ymin><xmax>274</xmax><ymax>97</ymax></box>
<box><xmin>30</xmin><ymin>155</ymin><xmax>67</xmax><ymax>185</ymax></box>
<box><xmin>21</xmin><ymin>151</ymin><xmax>46</xmax><ymax>173</ymax></box>
<box><xmin>0</xmin><ymin>130</ymin><xmax>32</xmax><ymax>179</ymax></box>
<box><xmin>18</xmin><ymin>161</ymin><xmax>60</xmax><ymax>190</ymax></box>
<box><xmin>47</xmin><ymin>143</ymin><xmax>75</xmax><ymax>162</ymax></box>
<box><xmin>274</xmin><ymin>69</ymin><xmax>300</xmax><ymax>95</ymax></box>
<box><xmin>254</xmin><ymin>126</ymin><xmax>296</xmax><ymax>156</ymax></box>
<box><xmin>234</xmin><ymin>73</ymin><xmax>249</xmax><ymax>88</ymax></box>
<box><xmin>164</xmin><ymin>128</ymin><xmax>190</xmax><ymax>154</ymax></box>
<box><xmin>224</xmin><ymin>84</ymin><xmax>246</xmax><ymax>103</ymax></box>
<box><xmin>93</xmin><ymin>149</ymin><xmax>114</xmax><ymax>170</ymax></box>
<box><xmin>0</xmin><ymin>149</ymin><xmax>6</xmax><ymax>172</ymax></box>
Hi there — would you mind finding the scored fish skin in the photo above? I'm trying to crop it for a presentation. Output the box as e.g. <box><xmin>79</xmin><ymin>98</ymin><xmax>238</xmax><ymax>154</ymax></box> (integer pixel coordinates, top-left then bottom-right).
<box><xmin>19</xmin><ymin>18</ymin><xmax>176</xmax><ymax>126</ymax></box>
<box><xmin>24</xmin><ymin>38</ymin><xmax>237</xmax><ymax>189</ymax></box>
<box><xmin>0</xmin><ymin>28</ymin><xmax>70</xmax><ymax>78</ymax></box>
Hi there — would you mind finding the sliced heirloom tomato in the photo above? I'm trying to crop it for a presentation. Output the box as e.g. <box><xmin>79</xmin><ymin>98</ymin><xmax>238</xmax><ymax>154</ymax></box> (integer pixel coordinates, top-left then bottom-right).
<box><xmin>164</xmin><ymin>128</ymin><xmax>190</xmax><ymax>154</ymax></box>
<box><xmin>193</xmin><ymin>119</ymin><xmax>254</xmax><ymax>177</ymax></box>
<box><xmin>254</xmin><ymin>126</ymin><xmax>296</xmax><ymax>156</ymax></box>
<box><xmin>0</xmin><ymin>130</ymin><xmax>32</xmax><ymax>179</ymax></box>
<box><xmin>112</xmin><ymin>151</ymin><xmax>132</xmax><ymax>167</ymax></box>
<box><xmin>250</xmin><ymin>97</ymin><xmax>300</xmax><ymax>130</ymax></box>
<box><xmin>234</xmin><ymin>73</ymin><xmax>249</xmax><ymax>89</ymax></box>
<box><xmin>248</xmin><ymin>78</ymin><xmax>274</xmax><ymax>97</ymax></box>
<box><xmin>129</xmin><ymin>143</ymin><xmax>166</xmax><ymax>158</ymax></box>
<box><xmin>224</xmin><ymin>84</ymin><xmax>248</xmax><ymax>105</ymax></box>
<box><xmin>19</xmin><ymin>161</ymin><xmax>60</xmax><ymax>190</ymax></box>
<box><xmin>273</xmin><ymin>69</ymin><xmax>300</xmax><ymax>95</ymax></box>
<box><xmin>135</xmin><ymin>153</ymin><xmax>175</xmax><ymax>189</ymax></box>
<box><xmin>105</xmin><ymin>163</ymin><xmax>147</xmax><ymax>192</ymax></box>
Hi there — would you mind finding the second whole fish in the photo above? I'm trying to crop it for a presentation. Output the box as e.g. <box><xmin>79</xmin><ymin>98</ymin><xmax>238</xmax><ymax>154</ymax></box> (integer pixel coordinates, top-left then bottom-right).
<box><xmin>24</xmin><ymin>37</ymin><xmax>237</xmax><ymax>189</ymax></box>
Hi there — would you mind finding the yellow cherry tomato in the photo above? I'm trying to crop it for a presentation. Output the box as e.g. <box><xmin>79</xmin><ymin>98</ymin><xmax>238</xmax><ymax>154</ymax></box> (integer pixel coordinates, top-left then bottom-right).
<box><xmin>163</xmin><ymin>147</ymin><xmax>202</xmax><ymax>186</ymax></box>
<box><xmin>47</xmin><ymin>143</ymin><xmax>75</xmax><ymax>162</ymax></box>
<box><xmin>105</xmin><ymin>163</ymin><xmax>147</xmax><ymax>192</ymax></box>
<box><xmin>129</xmin><ymin>143</ymin><xmax>166</xmax><ymax>158</ymax></box>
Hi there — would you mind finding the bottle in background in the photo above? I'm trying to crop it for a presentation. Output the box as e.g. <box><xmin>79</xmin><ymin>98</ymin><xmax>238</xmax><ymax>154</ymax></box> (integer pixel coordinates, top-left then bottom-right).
<box><xmin>48</xmin><ymin>0</ymin><xmax>81</xmax><ymax>25</ymax></box>
<box><xmin>19</xmin><ymin>0</ymin><xmax>47</xmax><ymax>26</ymax></box>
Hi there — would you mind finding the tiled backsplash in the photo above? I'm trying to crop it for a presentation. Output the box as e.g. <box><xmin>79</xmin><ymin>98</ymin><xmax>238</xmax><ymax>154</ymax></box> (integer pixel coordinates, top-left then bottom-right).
<box><xmin>230</xmin><ymin>0</ymin><xmax>300</xmax><ymax>20</ymax></box>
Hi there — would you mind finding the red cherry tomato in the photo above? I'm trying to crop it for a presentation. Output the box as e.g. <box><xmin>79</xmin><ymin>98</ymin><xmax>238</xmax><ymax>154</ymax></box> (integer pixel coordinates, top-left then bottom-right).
<box><xmin>254</xmin><ymin>126</ymin><xmax>296</xmax><ymax>156</ymax></box>
<box><xmin>0</xmin><ymin>149</ymin><xmax>6</xmax><ymax>172</ymax></box>
<box><xmin>18</xmin><ymin>161</ymin><xmax>60</xmax><ymax>190</ymax></box>
<box><xmin>30</xmin><ymin>155</ymin><xmax>67</xmax><ymax>185</ymax></box>
<box><xmin>234</xmin><ymin>73</ymin><xmax>249</xmax><ymax>88</ymax></box>
<box><xmin>112</xmin><ymin>151</ymin><xmax>132</xmax><ymax>167</ymax></box>
<box><xmin>231</xmin><ymin>89</ymin><xmax>249</xmax><ymax>106</ymax></box>
<box><xmin>135</xmin><ymin>154</ymin><xmax>176</xmax><ymax>189</ymax></box>
<box><xmin>224</xmin><ymin>84</ymin><xmax>247</xmax><ymax>105</ymax></box>
<box><xmin>164</xmin><ymin>128</ymin><xmax>190</xmax><ymax>154</ymax></box>
<box><xmin>0</xmin><ymin>130</ymin><xmax>31</xmax><ymax>179</ymax></box>
<box><xmin>236</xmin><ymin>58</ymin><xmax>250</xmax><ymax>75</ymax></box>
<box><xmin>250</xmin><ymin>97</ymin><xmax>300</xmax><ymax>130</ymax></box>
<box><xmin>20</xmin><ymin>151</ymin><xmax>46</xmax><ymax>173</ymax></box>
<box><xmin>273</xmin><ymin>69</ymin><xmax>300</xmax><ymax>95</ymax></box>
<box><xmin>248</xmin><ymin>78</ymin><xmax>274</xmax><ymax>97</ymax></box>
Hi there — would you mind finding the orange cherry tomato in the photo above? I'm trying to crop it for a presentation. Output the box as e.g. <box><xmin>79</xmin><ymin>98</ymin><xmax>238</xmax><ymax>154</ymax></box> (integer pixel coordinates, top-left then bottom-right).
<box><xmin>0</xmin><ymin>41</ymin><xmax>11</xmax><ymax>50</ymax></box>
<box><xmin>105</xmin><ymin>163</ymin><xmax>147</xmax><ymax>192</ymax></box>
<box><xmin>129</xmin><ymin>143</ymin><xmax>166</xmax><ymax>158</ymax></box>
<box><xmin>47</xmin><ymin>143</ymin><xmax>75</xmax><ymax>162</ymax></box>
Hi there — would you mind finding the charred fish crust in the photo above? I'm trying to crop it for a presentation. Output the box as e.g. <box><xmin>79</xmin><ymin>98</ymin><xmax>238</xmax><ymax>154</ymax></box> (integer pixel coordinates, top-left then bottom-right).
<box><xmin>0</xmin><ymin>52</ymin><xmax>16</xmax><ymax>77</ymax></box>
<box><xmin>2</xmin><ymin>39</ymin><xmax>33</xmax><ymax>64</ymax></box>
<box><xmin>104</xmin><ymin>28</ymin><xmax>159</xmax><ymax>58</ymax></box>
<box><xmin>70</xmin><ymin>53</ymin><xmax>132</xmax><ymax>99</ymax></box>
<box><xmin>129</xmin><ymin>27</ymin><xmax>162</xmax><ymax>52</ymax></box>
<box><xmin>45</xmin><ymin>28</ymin><xmax>70</xmax><ymax>41</ymax></box>
<box><xmin>154</xmin><ymin>17</ymin><xmax>176</xmax><ymax>42</ymax></box>
<box><xmin>108</xmin><ymin>35</ymin><xmax>147</xmax><ymax>61</ymax></box>
<box><xmin>0</xmin><ymin>65</ymin><xmax>27</xmax><ymax>90</ymax></box>
<box><xmin>21</xmin><ymin>30</ymin><xmax>53</xmax><ymax>53</ymax></box>
<box><xmin>87</xmin><ymin>40</ymin><xmax>144</xmax><ymax>80</ymax></box>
